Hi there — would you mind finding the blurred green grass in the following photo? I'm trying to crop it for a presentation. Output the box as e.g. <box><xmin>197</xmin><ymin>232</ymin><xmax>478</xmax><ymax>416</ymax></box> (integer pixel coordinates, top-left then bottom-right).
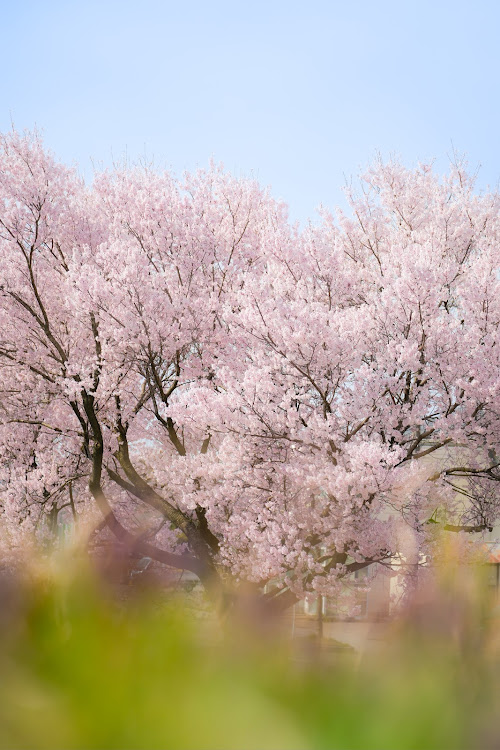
<box><xmin>0</xmin><ymin>550</ymin><xmax>499</xmax><ymax>749</ymax></box>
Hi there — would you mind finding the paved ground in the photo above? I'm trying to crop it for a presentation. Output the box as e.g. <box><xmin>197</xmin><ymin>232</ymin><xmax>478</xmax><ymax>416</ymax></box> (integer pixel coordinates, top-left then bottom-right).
<box><xmin>289</xmin><ymin>613</ymin><xmax>388</xmax><ymax>655</ymax></box>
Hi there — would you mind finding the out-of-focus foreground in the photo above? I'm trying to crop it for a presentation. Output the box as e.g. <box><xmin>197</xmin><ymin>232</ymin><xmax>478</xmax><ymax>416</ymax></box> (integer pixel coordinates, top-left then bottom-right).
<box><xmin>0</xmin><ymin>545</ymin><xmax>499</xmax><ymax>750</ymax></box>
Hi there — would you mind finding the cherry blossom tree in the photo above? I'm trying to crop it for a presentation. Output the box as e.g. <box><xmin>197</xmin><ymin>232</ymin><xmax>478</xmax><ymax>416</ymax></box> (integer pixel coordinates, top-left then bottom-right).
<box><xmin>0</xmin><ymin>130</ymin><xmax>499</xmax><ymax>610</ymax></box>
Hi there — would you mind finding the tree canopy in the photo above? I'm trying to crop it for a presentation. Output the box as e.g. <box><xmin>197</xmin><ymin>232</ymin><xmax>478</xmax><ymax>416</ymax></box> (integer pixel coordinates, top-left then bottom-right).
<box><xmin>1</xmin><ymin>131</ymin><xmax>499</xmax><ymax>607</ymax></box>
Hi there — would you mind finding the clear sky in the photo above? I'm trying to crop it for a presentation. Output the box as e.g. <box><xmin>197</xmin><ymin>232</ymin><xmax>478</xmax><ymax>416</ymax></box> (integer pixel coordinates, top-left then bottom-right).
<box><xmin>2</xmin><ymin>0</ymin><xmax>499</xmax><ymax>223</ymax></box>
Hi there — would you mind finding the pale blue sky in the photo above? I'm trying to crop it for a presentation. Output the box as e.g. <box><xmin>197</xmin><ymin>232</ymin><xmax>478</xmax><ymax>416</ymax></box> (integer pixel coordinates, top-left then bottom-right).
<box><xmin>2</xmin><ymin>0</ymin><xmax>499</xmax><ymax>223</ymax></box>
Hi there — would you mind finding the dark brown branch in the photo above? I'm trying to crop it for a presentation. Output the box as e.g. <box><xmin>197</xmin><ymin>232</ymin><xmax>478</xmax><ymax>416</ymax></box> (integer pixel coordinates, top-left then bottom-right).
<box><xmin>444</xmin><ymin>463</ymin><xmax>500</xmax><ymax>478</ymax></box>
<box><xmin>91</xmin><ymin>485</ymin><xmax>205</xmax><ymax>577</ymax></box>
<box><xmin>165</xmin><ymin>416</ymin><xmax>186</xmax><ymax>456</ymax></box>
<box><xmin>82</xmin><ymin>389</ymin><xmax>206</xmax><ymax>578</ymax></box>
<box><xmin>412</xmin><ymin>439</ymin><xmax>453</xmax><ymax>459</ymax></box>
<box><xmin>0</xmin><ymin>347</ymin><xmax>56</xmax><ymax>383</ymax></box>
<box><xmin>113</xmin><ymin>436</ymin><xmax>190</xmax><ymax>532</ymax></box>
<box><xmin>195</xmin><ymin>505</ymin><xmax>220</xmax><ymax>553</ymax></box>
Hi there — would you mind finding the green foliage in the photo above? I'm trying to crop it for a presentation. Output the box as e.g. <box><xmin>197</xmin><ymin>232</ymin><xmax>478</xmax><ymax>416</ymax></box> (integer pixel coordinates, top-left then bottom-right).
<box><xmin>0</xmin><ymin>553</ymin><xmax>498</xmax><ymax>749</ymax></box>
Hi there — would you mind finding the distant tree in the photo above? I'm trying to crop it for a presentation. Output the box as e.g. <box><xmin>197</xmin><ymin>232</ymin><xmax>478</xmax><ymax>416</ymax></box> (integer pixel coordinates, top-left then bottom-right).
<box><xmin>0</xmin><ymin>131</ymin><xmax>499</xmax><ymax>609</ymax></box>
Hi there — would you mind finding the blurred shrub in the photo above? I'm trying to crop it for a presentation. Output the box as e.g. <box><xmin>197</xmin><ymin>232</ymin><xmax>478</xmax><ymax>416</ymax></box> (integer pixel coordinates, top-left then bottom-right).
<box><xmin>0</xmin><ymin>546</ymin><xmax>499</xmax><ymax>749</ymax></box>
